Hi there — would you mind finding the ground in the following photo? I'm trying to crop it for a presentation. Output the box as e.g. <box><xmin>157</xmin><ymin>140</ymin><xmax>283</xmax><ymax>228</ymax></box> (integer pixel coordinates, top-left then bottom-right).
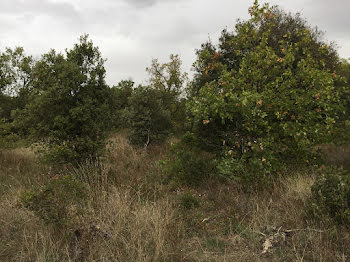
<box><xmin>0</xmin><ymin>133</ymin><xmax>349</xmax><ymax>261</ymax></box>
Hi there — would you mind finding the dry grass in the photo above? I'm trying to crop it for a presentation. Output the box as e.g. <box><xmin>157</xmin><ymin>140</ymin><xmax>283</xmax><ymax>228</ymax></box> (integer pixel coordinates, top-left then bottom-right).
<box><xmin>0</xmin><ymin>136</ymin><xmax>180</xmax><ymax>261</ymax></box>
<box><xmin>171</xmin><ymin>170</ymin><xmax>349</xmax><ymax>261</ymax></box>
<box><xmin>0</xmin><ymin>189</ymin><xmax>180</xmax><ymax>261</ymax></box>
<box><xmin>319</xmin><ymin>144</ymin><xmax>350</xmax><ymax>170</ymax></box>
<box><xmin>76</xmin><ymin>188</ymin><xmax>180</xmax><ymax>261</ymax></box>
<box><xmin>106</xmin><ymin>132</ymin><xmax>167</xmax><ymax>183</ymax></box>
<box><xmin>0</xmin><ymin>134</ymin><xmax>349</xmax><ymax>261</ymax></box>
<box><xmin>0</xmin><ymin>147</ymin><xmax>49</xmax><ymax>198</ymax></box>
<box><xmin>0</xmin><ymin>167</ymin><xmax>180</xmax><ymax>261</ymax></box>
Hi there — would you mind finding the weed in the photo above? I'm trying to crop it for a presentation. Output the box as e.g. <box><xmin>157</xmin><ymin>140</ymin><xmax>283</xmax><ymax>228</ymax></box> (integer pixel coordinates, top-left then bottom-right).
<box><xmin>180</xmin><ymin>193</ymin><xmax>200</xmax><ymax>209</ymax></box>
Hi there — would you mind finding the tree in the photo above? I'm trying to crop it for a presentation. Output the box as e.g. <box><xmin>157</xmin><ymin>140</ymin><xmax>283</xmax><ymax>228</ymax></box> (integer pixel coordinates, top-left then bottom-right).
<box><xmin>339</xmin><ymin>59</ymin><xmax>350</xmax><ymax>114</ymax></box>
<box><xmin>110</xmin><ymin>79</ymin><xmax>134</xmax><ymax>128</ymax></box>
<box><xmin>125</xmin><ymin>85</ymin><xmax>172</xmax><ymax>147</ymax></box>
<box><xmin>0</xmin><ymin>47</ymin><xmax>33</xmax><ymax>148</ymax></box>
<box><xmin>0</xmin><ymin>47</ymin><xmax>33</xmax><ymax>95</ymax></box>
<box><xmin>123</xmin><ymin>55</ymin><xmax>188</xmax><ymax>147</ymax></box>
<box><xmin>188</xmin><ymin>1</ymin><xmax>346</xmax><ymax>185</ymax></box>
<box><xmin>332</xmin><ymin>59</ymin><xmax>350</xmax><ymax>142</ymax></box>
<box><xmin>0</xmin><ymin>47</ymin><xmax>33</xmax><ymax>119</ymax></box>
<box><xmin>16</xmin><ymin>35</ymin><xmax>114</xmax><ymax>163</ymax></box>
<box><xmin>146</xmin><ymin>54</ymin><xmax>188</xmax><ymax>131</ymax></box>
<box><xmin>146</xmin><ymin>54</ymin><xmax>187</xmax><ymax>96</ymax></box>
<box><xmin>190</xmin><ymin>2</ymin><xmax>339</xmax><ymax>98</ymax></box>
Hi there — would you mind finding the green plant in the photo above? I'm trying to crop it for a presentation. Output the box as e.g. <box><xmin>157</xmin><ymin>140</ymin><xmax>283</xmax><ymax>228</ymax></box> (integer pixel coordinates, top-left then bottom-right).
<box><xmin>110</xmin><ymin>80</ymin><xmax>134</xmax><ymax>128</ymax></box>
<box><xmin>146</xmin><ymin>54</ymin><xmax>188</xmax><ymax>132</ymax></box>
<box><xmin>180</xmin><ymin>193</ymin><xmax>199</xmax><ymax>209</ymax></box>
<box><xmin>15</xmin><ymin>35</ymin><xmax>114</xmax><ymax>164</ymax></box>
<box><xmin>160</xmin><ymin>133</ymin><xmax>216</xmax><ymax>186</ymax></box>
<box><xmin>21</xmin><ymin>175</ymin><xmax>88</xmax><ymax>227</ymax></box>
<box><xmin>0</xmin><ymin>119</ymin><xmax>20</xmax><ymax>148</ymax></box>
<box><xmin>187</xmin><ymin>1</ymin><xmax>346</xmax><ymax>187</ymax></box>
<box><xmin>126</xmin><ymin>85</ymin><xmax>172</xmax><ymax>147</ymax></box>
<box><xmin>310</xmin><ymin>166</ymin><xmax>350</xmax><ymax>226</ymax></box>
<box><xmin>216</xmin><ymin>155</ymin><xmax>272</xmax><ymax>188</ymax></box>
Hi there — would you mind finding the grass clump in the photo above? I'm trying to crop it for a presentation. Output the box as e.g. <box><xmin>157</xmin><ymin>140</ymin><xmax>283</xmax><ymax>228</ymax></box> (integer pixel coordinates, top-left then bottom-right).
<box><xmin>1</xmin><ymin>132</ymin><xmax>349</xmax><ymax>261</ymax></box>
<box><xmin>180</xmin><ymin>193</ymin><xmax>200</xmax><ymax>209</ymax></box>
<box><xmin>21</xmin><ymin>174</ymin><xmax>88</xmax><ymax>227</ymax></box>
<box><xmin>160</xmin><ymin>132</ymin><xmax>216</xmax><ymax>187</ymax></box>
<box><xmin>310</xmin><ymin>166</ymin><xmax>350</xmax><ymax>226</ymax></box>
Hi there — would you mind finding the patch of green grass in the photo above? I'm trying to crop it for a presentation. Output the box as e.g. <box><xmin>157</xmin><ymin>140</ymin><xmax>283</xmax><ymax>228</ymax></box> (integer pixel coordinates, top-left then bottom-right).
<box><xmin>205</xmin><ymin>237</ymin><xmax>227</xmax><ymax>252</ymax></box>
<box><xmin>180</xmin><ymin>193</ymin><xmax>200</xmax><ymax>209</ymax></box>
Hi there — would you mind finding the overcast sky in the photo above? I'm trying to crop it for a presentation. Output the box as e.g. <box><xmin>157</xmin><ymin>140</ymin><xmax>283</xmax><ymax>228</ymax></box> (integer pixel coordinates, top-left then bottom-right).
<box><xmin>1</xmin><ymin>0</ymin><xmax>349</xmax><ymax>85</ymax></box>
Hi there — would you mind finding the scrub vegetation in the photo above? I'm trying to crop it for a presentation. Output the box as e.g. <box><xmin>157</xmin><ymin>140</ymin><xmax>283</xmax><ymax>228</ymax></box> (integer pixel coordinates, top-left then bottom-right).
<box><xmin>1</xmin><ymin>1</ymin><xmax>349</xmax><ymax>261</ymax></box>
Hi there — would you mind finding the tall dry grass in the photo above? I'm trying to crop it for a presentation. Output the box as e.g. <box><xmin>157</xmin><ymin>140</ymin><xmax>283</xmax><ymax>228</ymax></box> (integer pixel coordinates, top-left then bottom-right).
<box><xmin>0</xmin><ymin>133</ymin><xmax>349</xmax><ymax>261</ymax></box>
<box><xmin>76</xmin><ymin>188</ymin><xmax>180</xmax><ymax>261</ymax></box>
<box><xmin>0</xmin><ymin>147</ymin><xmax>50</xmax><ymax>198</ymax></box>
<box><xmin>0</xmin><ymin>135</ymin><xmax>183</xmax><ymax>261</ymax></box>
<box><xmin>0</xmin><ymin>187</ymin><xmax>181</xmax><ymax>261</ymax></box>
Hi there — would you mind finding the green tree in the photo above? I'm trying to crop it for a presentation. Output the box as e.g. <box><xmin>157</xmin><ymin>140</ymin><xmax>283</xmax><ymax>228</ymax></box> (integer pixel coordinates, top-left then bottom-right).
<box><xmin>111</xmin><ymin>79</ymin><xmax>134</xmax><ymax>128</ymax></box>
<box><xmin>16</xmin><ymin>35</ymin><xmax>114</xmax><ymax>163</ymax></box>
<box><xmin>0</xmin><ymin>47</ymin><xmax>33</xmax><ymax>95</ymax></box>
<box><xmin>332</xmin><ymin>59</ymin><xmax>350</xmax><ymax>142</ymax></box>
<box><xmin>190</xmin><ymin>2</ymin><xmax>339</xmax><ymax>98</ymax></box>
<box><xmin>146</xmin><ymin>54</ymin><xmax>188</xmax><ymax>131</ymax></box>
<box><xmin>188</xmin><ymin>1</ymin><xmax>346</xmax><ymax>185</ymax></box>
<box><xmin>0</xmin><ymin>47</ymin><xmax>33</xmax><ymax>118</ymax></box>
<box><xmin>146</xmin><ymin>54</ymin><xmax>187</xmax><ymax>96</ymax></box>
<box><xmin>126</xmin><ymin>85</ymin><xmax>172</xmax><ymax>147</ymax></box>
<box><xmin>339</xmin><ymin>59</ymin><xmax>350</xmax><ymax>115</ymax></box>
<box><xmin>0</xmin><ymin>47</ymin><xmax>33</xmax><ymax>147</ymax></box>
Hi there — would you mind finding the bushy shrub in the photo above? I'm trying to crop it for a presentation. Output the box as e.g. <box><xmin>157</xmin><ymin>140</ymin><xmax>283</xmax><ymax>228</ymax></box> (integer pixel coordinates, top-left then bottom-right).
<box><xmin>146</xmin><ymin>54</ymin><xmax>188</xmax><ymax>133</ymax></box>
<box><xmin>110</xmin><ymin>80</ymin><xmax>134</xmax><ymax>128</ymax></box>
<box><xmin>0</xmin><ymin>119</ymin><xmax>20</xmax><ymax>148</ymax></box>
<box><xmin>216</xmin><ymin>155</ymin><xmax>273</xmax><ymax>188</ymax></box>
<box><xmin>15</xmin><ymin>35</ymin><xmax>114</xmax><ymax>164</ymax></box>
<box><xmin>310</xmin><ymin>166</ymin><xmax>350</xmax><ymax>226</ymax></box>
<box><xmin>186</xmin><ymin>2</ymin><xmax>345</xmax><ymax>188</ymax></box>
<box><xmin>21</xmin><ymin>175</ymin><xmax>88</xmax><ymax>227</ymax></box>
<box><xmin>215</xmin><ymin>143</ymin><xmax>322</xmax><ymax>188</ymax></box>
<box><xmin>126</xmin><ymin>86</ymin><xmax>172</xmax><ymax>147</ymax></box>
<box><xmin>160</xmin><ymin>133</ymin><xmax>216</xmax><ymax>186</ymax></box>
<box><xmin>180</xmin><ymin>193</ymin><xmax>200</xmax><ymax>209</ymax></box>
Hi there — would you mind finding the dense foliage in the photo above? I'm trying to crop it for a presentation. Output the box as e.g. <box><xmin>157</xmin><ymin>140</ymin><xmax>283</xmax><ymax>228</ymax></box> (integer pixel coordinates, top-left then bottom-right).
<box><xmin>2</xmin><ymin>2</ymin><xmax>350</xmax><ymax>260</ymax></box>
<box><xmin>111</xmin><ymin>80</ymin><xmax>134</xmax><ymax>128</ymax></box>
<box><xmin>124</xmin><ymin>54</ymin><xmax>187</xmax><ymax>147</ymax></box>
<box><xmin>0</xmin><ymin>1</ymin><xmax>348</xmax><ymax>190</ymax></box>
<box><xmin>126</xmin><ymin>85</ymin><xmax>172</xmax><ymax>146</ymax></box>
<box><xmin>333</xmin><ymin>59</ymin><xmax>350</xmax><ymax>143</ymax></box>
<box><xmin>311</xmin><ymin>166</ymin><xmax>350</xmax><ymax>226</ymax></box>
<box><xmin>186</xmin><ymin>1</ymin><xmax>347</xmax><ymax>185</ymax></box>
<box><xmin>146</xmin><ymin>54</ymin><xmax>188</xmax><ymax>131</ymax></box>
<box><xmin>0</xmin><ymin>48</ymin><xmax>33</xmax><ymax>147</ymax></box>
<box><xmin>15</xmin><ymin>35</ymin><xmax>115</xmax><ymax>163</ymax></box>
<box><xmin>21</xmin><ymin>175</ymin><xmax>88</xmax><ymax>226</ymax></box>
<box><xmin>160</xmin><ymin>133</ymin><xmax>216</xmax><ymax>186</ymax></box>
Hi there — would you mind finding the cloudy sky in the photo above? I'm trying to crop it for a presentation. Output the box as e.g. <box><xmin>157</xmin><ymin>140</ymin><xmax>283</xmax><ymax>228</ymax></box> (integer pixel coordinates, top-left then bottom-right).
<box><xmin>1</xmin><ymin>0</ymin><xmax>349</xmax><ymax>85</ymax></box>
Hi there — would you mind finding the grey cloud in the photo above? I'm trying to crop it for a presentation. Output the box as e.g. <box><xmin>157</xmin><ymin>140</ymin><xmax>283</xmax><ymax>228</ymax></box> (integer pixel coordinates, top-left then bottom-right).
<box><xmin>305</xmin><ymin>0</ymin><xmax>350</xmax><ymax>36</ymax></box>
<box><xmin>121</xmin><ymin>0</ymin><xmax>184</xmax><ymax>8</ymax></box>
<box><xmin>1</xmin><ymin>0</ymin><xmax>350</xmax><ymax>85</ymax></box>
<box><xmin>123</xmin><ymin>0</ymin><xmax>157</xmax><ymax>8</ymax></box>
<box><xmin>268</xmin><ymin>0</ymin><xmax>350</xmax><ymax>58</ymax></box>
<box><xmin>1</xmin><ymin>0</ymin><xmax>79</xmax><ymax>19</ymax></box>
<box><xmin>278</xmin><ymin>0</ymin><xmax>350</xmax><ymax>36</ymax></box>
